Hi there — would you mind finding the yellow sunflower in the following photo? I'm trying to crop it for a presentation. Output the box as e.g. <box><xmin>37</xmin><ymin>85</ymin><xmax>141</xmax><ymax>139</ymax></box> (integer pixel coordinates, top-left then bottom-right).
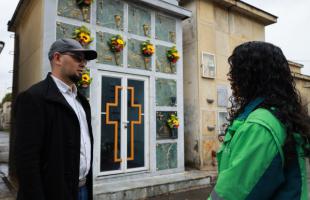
<box><xmin>79</xmin><ymin>32</ymin><xmax>91</xmax><ymax>43</ymax></box>
<box><xmin>172</xmin><ymin>52</ymin><xmax>179</xmax><ymax>58</ymax></box>
<box><xmin>82</xmin><ymin>74</ymin><xmax>90</xmax><ymax>83</ymax></box>
<box><xmin>116</xmin><ymin>39</ymin><xmax>124</xmax><ymax>45</ymax></box>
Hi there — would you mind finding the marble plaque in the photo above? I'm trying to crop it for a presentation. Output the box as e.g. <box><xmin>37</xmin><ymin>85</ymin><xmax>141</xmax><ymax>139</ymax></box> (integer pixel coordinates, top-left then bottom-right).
<box><xmin>128</xmin><ymin>5</ymin><xmax>151</xmax><ymax>37</ymax></box>
<box><xmin>128</xmin><ymin>39</ymin><xmax>151</xmax><ymax>70</ymax></box>
<box><xmin>96</xmin><ymin>0</ymin><xmax>124</xmax><ymax>30</ymax></box>
<box><xmin>56</xmin><ymin>22</ymin><xmax>78</xmax><ymax>40</ymax></box>
<box><xmin>57</xmin><ymin>0</ymin><xmax>90</xmax><ymax>22</ymax></box>
<box><xmin>156</xmin><ymin>78</ymin><xmax>177</xmax><ymax>106</ymax></box>
<box><xmin>156</xmin><ymin>45</ymin><xmax>176</xmax><ymax>73</ymax></box>
<box><xmin>96</xmin><ymin>32</ymin><xmax>123</xmax><ymax>66</ymax></box>
<box><xmin>156</xmin><ymin>143</ymin><xmax>177</xmax><ymax>170</ymax></box>
<box><xmin>156</xmin><ymin>111</ymin><xmax>177</xmax><ymax>139</ymax></box>
<box><xmin>155</xmin><ymin>14</ymin><xmax>176</xmax><ymax>43</ymax></box>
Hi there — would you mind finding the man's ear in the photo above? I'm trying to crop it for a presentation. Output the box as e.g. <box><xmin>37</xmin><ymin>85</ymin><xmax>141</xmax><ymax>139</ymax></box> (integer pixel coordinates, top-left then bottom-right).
<box><xmin>52</xmin><ymin>52</ymin><xmax>62</xmax><ymax>66</ymax></box>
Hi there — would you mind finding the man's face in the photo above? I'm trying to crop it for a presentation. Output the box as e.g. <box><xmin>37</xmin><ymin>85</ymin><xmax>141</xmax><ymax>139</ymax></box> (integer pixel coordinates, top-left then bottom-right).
<box><xmin>55</xmin><ymin>51</ymin><xmax>87</xmax><ymax>83</ymax></box>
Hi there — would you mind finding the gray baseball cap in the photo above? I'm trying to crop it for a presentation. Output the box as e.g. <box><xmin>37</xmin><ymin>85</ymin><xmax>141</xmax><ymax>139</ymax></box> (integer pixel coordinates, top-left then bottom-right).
<box><xmin>48</xmin><ymin>38</ymin><xmax>97</xmax><ymax>61</ymax></box>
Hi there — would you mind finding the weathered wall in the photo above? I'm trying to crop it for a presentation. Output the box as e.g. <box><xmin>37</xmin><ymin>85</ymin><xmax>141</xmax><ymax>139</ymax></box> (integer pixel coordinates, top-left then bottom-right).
<box><xmin>294</xmin><ymin>75</ymin><xmax>310</xmax><ymax>114</ymax></box>
<box><xmin>182</xmin><ymin>0</ymin><xmax>269</xmax><ymax>170</ymax></box>
<box><xmin>289</xmin><ymin>62</ymin><xmax>310</xmax><ymax>114</ymax></box>
<box><xmin>15</xmin><ymin>0</ymin><xmax>43</xmax><ymax>93</ymax></box>
<box><xmin>182</xmin><ymin>0</ymin><xmax>201</xmax><ymax>168</ymax></box>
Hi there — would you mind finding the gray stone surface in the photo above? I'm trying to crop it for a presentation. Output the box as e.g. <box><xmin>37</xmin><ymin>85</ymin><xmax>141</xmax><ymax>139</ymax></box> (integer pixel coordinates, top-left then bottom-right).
<box><xmin>94</xmin><ymin>170</ymin><xmax>214</xmax><ymax>200</ymax></box>
<box><xmin>147</xmin><ymin>186</ymin><xmax>212</xmax><ymax>200</ymax></box>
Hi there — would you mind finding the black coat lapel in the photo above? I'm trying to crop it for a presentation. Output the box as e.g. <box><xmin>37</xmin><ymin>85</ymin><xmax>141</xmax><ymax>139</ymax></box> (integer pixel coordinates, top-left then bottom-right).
<box><xmin>44</xmin><ymin>73</ymin><xmax>76</xmax><ymax>115</ymax></box>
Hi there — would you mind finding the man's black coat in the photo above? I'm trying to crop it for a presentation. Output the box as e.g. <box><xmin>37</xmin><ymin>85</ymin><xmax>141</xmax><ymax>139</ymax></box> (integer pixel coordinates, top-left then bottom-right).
<box><xmin>14</xmin><ymin>73</ymin><xmax>93</xmax><ymax>200</ymax></box>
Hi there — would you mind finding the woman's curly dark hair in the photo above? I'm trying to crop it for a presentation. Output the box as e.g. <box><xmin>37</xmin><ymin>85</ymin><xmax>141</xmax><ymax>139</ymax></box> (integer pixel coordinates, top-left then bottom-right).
<box><xmin>227</xmin><ymin>41</ymin><xmax>310</xmax><ymax>159</ymax></box>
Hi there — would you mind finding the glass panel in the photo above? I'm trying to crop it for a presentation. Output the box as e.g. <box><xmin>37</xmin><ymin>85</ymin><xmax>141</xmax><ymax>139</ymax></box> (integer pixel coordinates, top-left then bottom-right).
<box><xmin>100</xmin><ymin>76</ymin><xmax>122</xmax><ymax>172</ymax></box>
<box><xmin>217</xmin><ymin>85</ymin><xmax>228</xmax><ymax>107</ymax></box>
<box><xmin>56</xmin><ymin>22</ymin><xmax>78</xmax><ymax>40</ymax></box>
<box><xmin>156</xmin><ymin>45</ymin><xmax>176</xmax><ymax>73</ymax></box>
<box><xmin>155</xmin><ymin>14</ymin><xmax>176</xmax><ymax>43</ymax></box>
<box><xmin>156</xmin><ymin>143</ymin><xmax>177</xmax><ymax>170</ymax></box>
<box><xmin>156</xmin><ymin>111</ymin><xmax>178</xmax><ymax>139</ymax></box>
<box><xmin>156</xmin><ymin>78</ymin><xmax>177</xmax><ymax>106</ymax></box>
<box><xmin>96</xmin><ymin>32</ymin><xmax>123</xmax><ymax>66</ymax></box>
<box><xmin>96</xmin><ymin>0</ymin><xmax>124</xmax><ymax>30</ymax></box>
<box><xmin>128</xmin><ymin>39</ymin><xmax>151</xmax><ymax>70</ymax></box>
<box><xmin>218</xmin><ymin>112</ymin><xmax>228</xmax><ymax>135</ymax></box>
<box><xmin>127</xmin><ymin>79</ymin><xmax>145</xmax><ymax>169</ymax></box>
<box><xmin>128</xmin><ymin>5</ymin><xmax>151</xmax><ymax>37</ymax></box>
<box><xmin>57</xmin><ymin>0</ymin><xmax>90</xmax><ymax>22</ymax></box>
<box><xmin>202</xmin><ymin>53</ymin><xmax>216</xmax><ymax>78</ymax></box>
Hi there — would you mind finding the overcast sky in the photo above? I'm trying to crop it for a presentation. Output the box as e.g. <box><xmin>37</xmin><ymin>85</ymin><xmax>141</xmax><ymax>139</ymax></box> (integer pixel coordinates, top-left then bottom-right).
<box><xmin>0</xmin><ymin>0</ymin><xmax>310</xmax><ymax>100</ymax></box>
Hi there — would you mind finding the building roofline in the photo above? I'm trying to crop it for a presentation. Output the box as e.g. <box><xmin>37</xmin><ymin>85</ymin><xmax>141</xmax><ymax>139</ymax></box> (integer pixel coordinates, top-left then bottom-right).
<box><xmin>288</xmin><ymin>60</ymin><xmax>304</xmax><ymax>69</ymax></box>
<box><xmin>7</xmin><ymin>0</ymin><xmax>26</xmax><ymax>32</ymax></box>
<box><xmin>292</xmin><ymin>72</ymin><xmax>310</xmax><ymax>83</ymax></box>
<box><xmin>211</xmin><ymin>0</ymin><xmax>277</xmax><ymax>25</ymax></box>
<box><xmin>8</xmin><ymin>0</ymin><xmax>192</xmax><ymax>32</ymax></box>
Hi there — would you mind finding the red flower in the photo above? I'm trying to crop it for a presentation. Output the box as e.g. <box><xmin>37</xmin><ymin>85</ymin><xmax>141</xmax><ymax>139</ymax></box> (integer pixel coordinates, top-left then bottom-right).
<box><xmin>83</xmin><ymin>0</ymin><xmax>92</xmax><ymax>5</ymax></box>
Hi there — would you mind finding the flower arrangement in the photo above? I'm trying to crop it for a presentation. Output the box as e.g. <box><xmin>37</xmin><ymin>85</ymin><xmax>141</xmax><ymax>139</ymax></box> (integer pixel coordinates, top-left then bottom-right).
<box><xmin>167</xmin><ymin>114</ymin><xmax>179</xmax><ymax>129</ymax></box>
<box><xmin>77</xmin><ymin>68</ymin><xmax>92</xmax><ymax>88</ymax></box>
<box><xmin>141</xmin><ymin>40</ymin><xmax>155</xmax><ymax>57</ymax></box>
<box><xmin>77</xmin><ymin>0</ymin><xmax>94</xmax><ymax>6</ymax></box>
<box><xmin>140</xmin><ymin>40</ymin><xmax>154</xmax><ymax>69</ymax></box>
<box><xmin>166</xmin><ymin>46</ymin><xmax>180</xmax><ymax>63</ymax></box>
<box><xmin>108</xmin><ymin>34</ymin><xmax>126</xmax><ymax>53</ymax></box>
<box><xmin>72</xmin><ymin>25</ymin><xmax>93</xmax><ymax>47</ymax></box>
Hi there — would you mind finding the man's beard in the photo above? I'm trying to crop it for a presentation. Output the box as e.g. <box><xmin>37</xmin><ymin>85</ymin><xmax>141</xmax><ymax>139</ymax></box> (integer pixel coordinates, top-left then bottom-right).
<box><xmin>68</xmin><ymin>73</ymin><xmax>81</xmax><ymax>84</ymax></box>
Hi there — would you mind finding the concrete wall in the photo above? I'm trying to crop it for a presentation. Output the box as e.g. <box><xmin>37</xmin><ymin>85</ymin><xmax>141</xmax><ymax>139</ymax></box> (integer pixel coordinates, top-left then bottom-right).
<box><xmin>182</xmin><ymin>0</ymin><xmax>201</xmax><ymax>168</ymax></box>
<box><xmin>289</xmin><ymin>62</ymin><xmax>310</xmax><ymax>114</ymax></box>
<box><xmin>15</xmin><ymin>0</ymin><xmax>43</xmax><ymax>94</ymax></box>
<box><xmin>294</xmin><ymin>76</ymin><xmax>310</xmax><ymax>114</ymax></box>
<box><xmin>182</xmin><ymin>0</ymin><xmax>269</xmax><ymax>170</ymax></box>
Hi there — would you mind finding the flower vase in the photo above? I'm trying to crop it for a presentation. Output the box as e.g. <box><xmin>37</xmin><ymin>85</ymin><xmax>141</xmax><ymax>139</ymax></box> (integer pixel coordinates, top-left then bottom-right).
<box><xmin>81</xmin><ymin>6</ymin><xmax>90</xmax><ymax>22</ymax></box>
<box><xmin>114</xmin><ymin>52</ymin><xmax>120</xmax><ymax>66</ymax></box>
<box><xmin>169</xmin><ymin>62</ymin><xmax>175</xmax><ymax>73</ymax></box>
<box><xmin>170</xmin><ymin>128</ymin><xmax>178</xmax><ymax>139</ymax></box>
<box><xmin>143</xmin><ymin>57</ymin><xmax>150</xmax><ymax>69</ymax></box>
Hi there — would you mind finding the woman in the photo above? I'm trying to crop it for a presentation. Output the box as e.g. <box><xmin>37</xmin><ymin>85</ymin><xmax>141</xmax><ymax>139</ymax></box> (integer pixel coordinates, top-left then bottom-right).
<box><xmin>208</xmin><ymin>41</ymin><xmax>310</xmax><ymax>200</ymax></box>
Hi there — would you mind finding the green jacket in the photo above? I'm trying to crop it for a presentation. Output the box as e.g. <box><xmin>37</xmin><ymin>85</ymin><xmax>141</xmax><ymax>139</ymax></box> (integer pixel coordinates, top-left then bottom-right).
<box><xmin>208</xmin><ymin>101</ymin><xmax>308</xmax><ymax>200</ymax></box>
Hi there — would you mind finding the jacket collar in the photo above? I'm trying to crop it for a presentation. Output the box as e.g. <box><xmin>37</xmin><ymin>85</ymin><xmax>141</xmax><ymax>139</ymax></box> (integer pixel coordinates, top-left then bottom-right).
<box><xmin>50</xmin><ymin>74</ymin><xmax>78</xmax><ymax>97</ymax></box>
<box><xmin>44</xmin><ymin>72</ymin><xmax>76</xmax><ymax>112</ymax></box>
<box><xmin>44</xmin><ymin>72</ymin><xmax>90</xmax><ymax>114</ymax></box>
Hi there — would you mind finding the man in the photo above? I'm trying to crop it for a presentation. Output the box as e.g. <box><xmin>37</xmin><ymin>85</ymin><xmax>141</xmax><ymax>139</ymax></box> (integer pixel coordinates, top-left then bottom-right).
<box><xmin>14</xmin><ymin>38</ymin><xmax>97</xmax><ymax>200</ymax></box>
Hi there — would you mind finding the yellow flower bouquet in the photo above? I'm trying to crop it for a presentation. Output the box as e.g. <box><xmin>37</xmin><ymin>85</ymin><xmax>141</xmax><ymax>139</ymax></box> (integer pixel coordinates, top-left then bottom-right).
<box><xmin>72</xmin><ymin>25</ymin><xmax>94</xmax><ymax>47</ymax></box>
<box><xmin>78</xmin><ymin>68</ymin><xmax>92</xmax><ymax>88</ymax></box>
<box><xmin>166</xmin><ymin>46</ymin><xmax>180</xmax><ymax>63</ymax></box>
<box><xmin>108</xmin><ymin>34</ymin><xmax>126</xmax><ymax>53</ymax></box>
<box><xmin>167</xmin><ymin>114</ymin><xmax>179</xmax><ymax>129</ymax></box>
<box><xmin>141</xmin><ymin>40</ymin><xmax>155</xmax><ymax>57</ymax></box>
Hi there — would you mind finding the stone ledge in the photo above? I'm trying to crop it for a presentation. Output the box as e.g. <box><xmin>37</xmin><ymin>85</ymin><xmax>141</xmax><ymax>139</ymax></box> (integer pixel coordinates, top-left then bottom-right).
<box><xmin>94</xmin><ymin>170</ymin><xmax>215</xmax><ymax>200</ymax></box>
<box><xmin>211</xmin><ymin>0</ymin><xmax>277</xmax><ymax>25</ymax></box>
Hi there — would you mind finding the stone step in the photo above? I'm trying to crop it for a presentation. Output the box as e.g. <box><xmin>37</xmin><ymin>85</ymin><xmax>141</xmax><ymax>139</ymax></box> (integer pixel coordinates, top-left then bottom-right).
<box><xmin>0</xmin><ymin>172</ymin><xmax>15</xmax><ymax>200</ymax></box>
<box><xmin>0</xmin><ymin>145</ymin><xmax>9</xmax><ymax>153</ymax></box>
<box><xmin>93</xmin><ymin>170</ymin><xmax>215</xmax><ymax>200</ymax></box>
<box><xmin>0</xmin><ymin>152</ymin><xmax>9</xmax><ymax>163</ymax></box>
